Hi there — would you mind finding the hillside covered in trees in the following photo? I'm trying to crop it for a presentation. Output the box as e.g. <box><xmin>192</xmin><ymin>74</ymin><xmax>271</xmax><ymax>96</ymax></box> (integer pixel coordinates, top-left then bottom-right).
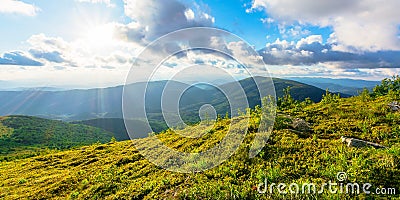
<box><xmin>0</xmin><ymin>116</ymin><xmax>114</xmax><ymax>161</ymax></box>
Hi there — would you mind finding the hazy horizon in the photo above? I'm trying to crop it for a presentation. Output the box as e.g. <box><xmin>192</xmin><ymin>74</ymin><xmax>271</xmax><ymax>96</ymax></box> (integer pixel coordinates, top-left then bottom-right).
<box><xmin>0</xmin><ymin>75</ymin><xmax>384</xmax><ymax>91</ymax></box>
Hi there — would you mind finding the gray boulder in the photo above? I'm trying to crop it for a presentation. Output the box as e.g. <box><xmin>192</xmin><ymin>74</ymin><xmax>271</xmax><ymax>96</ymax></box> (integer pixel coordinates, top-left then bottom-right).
<box><xmin>292</xmin><ymin>118</ymin><xmax>311</xmax><ymax>132</ymax></box>
<box><xmin>388</xmin><ymin>101</ymin><xmax>400</xmax><ymax>112</ymax></box>
<box><xmin>341</xmin><ymin>136</ymin><xmax>387</xmax><ymax>149</ymax></box>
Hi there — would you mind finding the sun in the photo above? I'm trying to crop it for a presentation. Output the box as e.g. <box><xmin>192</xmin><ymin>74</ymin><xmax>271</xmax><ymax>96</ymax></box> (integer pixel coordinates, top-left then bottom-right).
<box><xmin>85</xmin><ymin>23</ymin><xmax>116</xmax><ymax>46</ymax></box>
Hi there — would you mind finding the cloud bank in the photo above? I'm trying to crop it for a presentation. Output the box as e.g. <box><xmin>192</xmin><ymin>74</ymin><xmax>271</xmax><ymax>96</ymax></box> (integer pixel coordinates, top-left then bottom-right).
<box><xmin>259</xmin><ymin>35</ymin><xmax>400</xmax><ymax>68</ymax></box>
<box><xmin>0</xmin><ymin>51</ymin><xmax>43</xmax><ymax>66</ymax></box>
<box><xmin>0</xmin><ymin>0</ymin><xmax>40</xmax><ymax>16</ymax></box>
<box><xmin>248</xmin><ymin>0</ymin><xmax>400</xmax><ymax>52</ymax></box>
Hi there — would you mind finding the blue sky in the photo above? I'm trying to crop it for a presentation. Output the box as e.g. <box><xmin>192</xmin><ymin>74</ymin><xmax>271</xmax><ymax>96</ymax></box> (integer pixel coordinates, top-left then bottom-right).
<box><xmin>0</xmin><ymin>0</ymin><xmax>399</xmax><ymax>88</ymax></box>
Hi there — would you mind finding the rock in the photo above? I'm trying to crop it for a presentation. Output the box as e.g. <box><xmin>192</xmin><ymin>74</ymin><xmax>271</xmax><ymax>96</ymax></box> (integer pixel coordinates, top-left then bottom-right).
<box><xmin>388</xmin><ymin>101</ymin><xmax>400</xmax><ymax>112</ymax></box>
<box><xmin>341</xmin><ymin>136</ymin><xmax>387</xmax><ymax>149</ymax></box>
<box><xmin>292</xmin><ymin>118</ymin><xmax>311</xmax><ymax>132</ymax></box>
<box><xmin>288</xmin><ymin>118</ymin><xmax>312</xmax><ymax>138</ymax></box>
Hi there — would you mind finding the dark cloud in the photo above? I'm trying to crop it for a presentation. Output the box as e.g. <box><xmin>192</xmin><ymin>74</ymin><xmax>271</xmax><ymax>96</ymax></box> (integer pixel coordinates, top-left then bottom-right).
<box><xmin>194</xmin><ymin>59</ymin><xmax>205</xmax><ymax>64</ymax></box>
<box><xmin>258</xmin><ymin>37</ymin><xmax>400</xmax><ymax>68</ymax></box>
<box><xmin>0</xmin><ymin>51</ymin><xmax>43</xmax><ymax>66</ymax></box>
<box><xmin>53</xmin><ymin>66</ymin><xmax>66</xmax><ymax>70</ymax></box>
<box><xmin>163</xmin><ymin>62</ymin><xmax>178</xmax><ymax>68</ymax></box>
<box><xmin>101</xmin><ymin>66</ymin><xmax>115</xmax><ymax>69</ymax></box>
<box><xmin>29</xmin><ymin>49</ymin><xmax>65</xmax><ymax>63</ymax></box>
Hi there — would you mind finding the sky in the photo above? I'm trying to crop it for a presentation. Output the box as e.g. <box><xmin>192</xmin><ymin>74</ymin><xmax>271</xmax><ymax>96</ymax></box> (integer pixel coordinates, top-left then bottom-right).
<box><xmin>0</xmin><ymin>0</ymin><xmax>400</xmax><ymax>88</ymax></box>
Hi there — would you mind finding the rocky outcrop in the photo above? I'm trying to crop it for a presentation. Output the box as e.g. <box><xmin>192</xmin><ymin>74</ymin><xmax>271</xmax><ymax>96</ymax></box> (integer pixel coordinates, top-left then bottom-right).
<box><xmin>388</xmin><ymin>101</ymin><xmax>400</xmax><ymax>112</ymax></box>
<box><xmin>292</xmin><ymin>118</ymin><xmax>311</xmax><ymax>132</ymax></box>
<box><xmin>341</xmin><ymin>136</ymin><xmax>387</xmax><ymax>149</ymax></box>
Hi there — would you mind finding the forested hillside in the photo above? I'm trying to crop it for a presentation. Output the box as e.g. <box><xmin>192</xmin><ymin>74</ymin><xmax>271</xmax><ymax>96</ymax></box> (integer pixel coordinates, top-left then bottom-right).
<box><xmin>0</xmin><ymin>116</ymin><xmax>114</xmax><ymax>161</ymax></box>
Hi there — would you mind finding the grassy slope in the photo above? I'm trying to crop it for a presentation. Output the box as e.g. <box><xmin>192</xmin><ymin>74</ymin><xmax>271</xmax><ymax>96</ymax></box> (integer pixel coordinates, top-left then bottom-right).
<box><xmin>0</xmin><ymin>116</ymin><xmax>114</xmax><ymax>160</ymax></box>
<box><xmin>73</xmin><ymin>118</ymin><xmax>169</xmax><ymax>140</ymax></box>
<box><xmin>0</xmin><ymin>94</ymin><xmax>399</xmax><ymax>199</ymax></box>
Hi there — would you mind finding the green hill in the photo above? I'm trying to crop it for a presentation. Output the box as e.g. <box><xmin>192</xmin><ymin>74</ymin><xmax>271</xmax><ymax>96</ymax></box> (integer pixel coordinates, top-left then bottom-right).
<box><xmin>0</xmin><ymin>77</ymin><xmax>399</xmax><ymax>199</ymax></box>
<box><xmin>0</xmin><ymin>116</ymin><xmax>114</xmax><ymax>160</ymax></box>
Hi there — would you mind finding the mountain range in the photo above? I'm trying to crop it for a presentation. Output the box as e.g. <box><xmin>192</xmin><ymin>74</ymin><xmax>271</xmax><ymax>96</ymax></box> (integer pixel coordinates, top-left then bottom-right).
<box><xmin>0</xmin><ymin>77</ymin><xmax>336</xmax><ymax>122</ymax></box>
<box><xmin>0</xmin><ymin>77</ymin><xmax>361</xmax><ymax>139</ymax></box>
<box><xmin>286</xmin><ymin>77</ymin><xmax>380</xmax><ymax>95</ymax></box>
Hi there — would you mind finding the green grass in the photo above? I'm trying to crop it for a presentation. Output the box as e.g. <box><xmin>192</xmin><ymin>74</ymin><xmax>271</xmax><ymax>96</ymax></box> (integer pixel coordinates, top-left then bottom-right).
<box><xmin>0</xmin><ymin>88</ymin><xmax>400</xmax><ymax>199</ymax></box>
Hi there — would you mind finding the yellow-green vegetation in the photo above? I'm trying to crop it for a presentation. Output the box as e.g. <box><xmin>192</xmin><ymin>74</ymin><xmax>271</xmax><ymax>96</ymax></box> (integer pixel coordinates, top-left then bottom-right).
<box><xmin>0</xmin><ymin>77</ymin><xmax>399</xmax><ymax>199</ymax></box>
<box><xmin>0</xmin><ymin>116</ymin><xmax>115</xmax><ymax>161</ymax></box>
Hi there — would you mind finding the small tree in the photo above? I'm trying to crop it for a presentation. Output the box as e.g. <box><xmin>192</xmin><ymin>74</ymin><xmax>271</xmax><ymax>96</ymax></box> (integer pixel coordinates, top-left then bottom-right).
<box><xmin>278</xmin><ymin>86</ymin><xmax>297</xmax><ymax>109</ymax></box>
<box><xmin>321</xmin><ymin>89</ymin><xmax>340</xmax><ymax>104</ymax></box>
<box><xmin>224</xmin><ymin>112</ymin><xmax>229</xmax><ymax>120</ymax></box>
<box><xmin>373</xmin><ymin>75</ymin><xmax>400</xmax><ymax>97</ymax></box>
<box><xmin>300</xmin><ymin>97</ymin><xmax>314</xmax><ymax>108</ymax></box>
<box><xmin>109</xmin><ymin>137</ymin><xmax>117</xmax><ymax>143</ymax></box>
<box><xmin>360</xmin><ymin>88</ymin><xmax>371</xmax><ymax>102</ymax></box>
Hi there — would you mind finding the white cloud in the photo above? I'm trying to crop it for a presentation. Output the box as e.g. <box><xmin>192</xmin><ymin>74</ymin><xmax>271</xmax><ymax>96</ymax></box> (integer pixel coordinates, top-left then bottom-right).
<box><xmin>75</xmin><ymin>0</ymin><xmax>115</xmax><ymax>7</ymax></box>
<box><xmin>25</xmin><ymin>28</ymin><xmax>139</xmax><ymax>69</ymax></box>
<box><xmin>287</xmin><ymin>25</ymin><xmax>311</xmax><ymax>38</ymax></box>
<box><xmin>248</xmin><ymin>0</ymin><xmax>400</xmax><ymax>51</ymax></box>
<box><xmin>261</xmin><ymin>18</ymin><xmax>274</xmax><ymax>24</ymax></box>
<box><xmin>276</xmin><ymin>24</ymin><xmax>311</xmax><ymax>39</ymax></box>
<box><xmin>27</xmin><ymin>34</ymin><xmax>70</xmax><ymax>53</ymax></box>
<box><xmin>227</xmin><ymin>41</ymin><xmax>264</xmax><ymax>67</ymax></box>
<box><xmin>184</xmin><ymin>8</ymin><xmax>195</xmax><ymax>21</ymax></box>
<box><xmin>246</xmin><ymin>0</ymin><xmax>268</xmax><ymax>13</ymax></box>
<box><xmin>201</xmin><ymin>13</ymin><xmax>215</xmax><ymax>24</ymax></box>
<box><xmin>0</xmin><ymin>31</ymin><xmax>139</xmax><ymax>88</ymax></box>
<box><xmin>268</xmin><ymin>64</ymin><xmax>400</xmax><ymax>81</ymax></box>
<box><xmin>122</xmin><ymin>0</ymin><xmax>215</xmax><ymax>42</ymax></box>
<box><xmin>296</xmin><ymin>35</ymin><xmax>322</xmax><ymax>49</ymax></box>
<box><xmin>0</xmin><ymin>0</ymin><xmax>40</xmax><ymax>16</ymax></box>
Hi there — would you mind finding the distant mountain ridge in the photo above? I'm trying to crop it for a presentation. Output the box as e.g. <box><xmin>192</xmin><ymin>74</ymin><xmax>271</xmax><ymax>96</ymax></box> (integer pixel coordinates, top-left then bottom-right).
<box><xmin>0</xmin><ymin>77</ymin><xmax>340</xmax><ymax>122</ymax></box>
<box><xmin>74</xmin><ymin>77</ymin><xmax>337</xmax><ymax>140</ymax></box>
<box><xmin>286</xmin><ymin>77</ymin><xmax>380</xmax><ymax>95</ymax></box>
